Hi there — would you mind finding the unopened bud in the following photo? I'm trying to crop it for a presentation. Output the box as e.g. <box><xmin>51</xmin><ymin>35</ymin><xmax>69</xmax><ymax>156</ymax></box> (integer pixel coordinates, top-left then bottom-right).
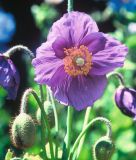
<box><xmin>10</xmin><ymin>113</ymin><xmax>36</xmax><ymax>149</ymax></box>
<box><xmin>115</xmin><ymin>86</ymin><xmax>136</xmax><ymax>120</ymax></box>
<box><xmin>36</xmin><ymin>101</ymin><xmax>55</xmax><ymax>128</ymax></box>
<box><xmin>93</xmin><ymin>136</ymin><xmax>115</xmax><ymax>160</ymax></box>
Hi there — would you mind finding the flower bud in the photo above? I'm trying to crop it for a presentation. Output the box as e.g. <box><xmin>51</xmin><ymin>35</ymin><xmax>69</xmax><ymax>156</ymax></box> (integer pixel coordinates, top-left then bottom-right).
<box><xmin>10</xmin><ymin>113</ymin><xmax>36</xmax><ymax>149</ymax></box>
<box><xmin>36</xmin><ymin>101</ymin><xmax>55</xmax><ymax>128</ymax></box>
<box><xmin>115</xmin><ymin>86</ymin><xmax>136</xmax><ymax>119</ymax></box>
<box><xmin>93</xmin><ymin>136</ymin><xmax>115</xmax><ymax>160</ymax></box>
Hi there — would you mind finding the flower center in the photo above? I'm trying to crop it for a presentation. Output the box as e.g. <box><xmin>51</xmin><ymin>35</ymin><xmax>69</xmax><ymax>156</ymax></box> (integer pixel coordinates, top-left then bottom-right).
<box><xmin>63</xmin><ymin>45</ymin><xmax>92</xmax><ymax>76</ymax></box>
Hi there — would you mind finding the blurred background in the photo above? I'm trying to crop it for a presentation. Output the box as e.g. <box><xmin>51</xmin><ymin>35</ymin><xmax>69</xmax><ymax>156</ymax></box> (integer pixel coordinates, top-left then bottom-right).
<box><xmin>0</xmin><ymin>0</ymin><xmax>136</xmax><ymax>159</ymax></box>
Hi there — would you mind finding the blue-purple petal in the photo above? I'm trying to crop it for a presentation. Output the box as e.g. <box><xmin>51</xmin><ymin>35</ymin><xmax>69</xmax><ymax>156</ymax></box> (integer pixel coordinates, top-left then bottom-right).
<box><xmin>48</xmin><ymin>11</ymin><xmax>99</xmax><ymax>45</ymax></box>
<box><xmin>89</xmin><ymin>35</ymin><xmax>128</xmax><ymax>75</ymax></box>
<box><xmin>51</xmin><ymin>75</ymin><xmax>107</xmax><ymax>110</ymax></box>
<box><xmin>0</xmin><ymin>55</ymin><xmax>20</xmax><ymax>100</ymax></box>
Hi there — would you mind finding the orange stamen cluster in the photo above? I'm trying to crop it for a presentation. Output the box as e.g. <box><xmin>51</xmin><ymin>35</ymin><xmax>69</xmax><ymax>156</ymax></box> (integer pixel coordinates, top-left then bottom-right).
<box><xmin>63</xmin><ymin>45</ymin><xmax>92</xmax><ymax>76</ymax></box>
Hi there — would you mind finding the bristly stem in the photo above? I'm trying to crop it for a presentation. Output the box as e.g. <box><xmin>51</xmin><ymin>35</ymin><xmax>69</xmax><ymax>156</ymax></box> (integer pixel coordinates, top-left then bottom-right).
<box><xmin>39</xmin><ymin>85</ymin><xmax>48</xmax><ymax>159</ymax></box>
<box><xmin>67</xmin><ymin>0</ymin><xmax>73</xmax><ymax>12</ymax></box>
<box><xmin>20</xmin><ymin>88</ymin><xmax>48</xmax><ymax>159</ymax></box>
<box><xmin>47</xmin><ymin>87</ymin><xmax>59</xmax><ymax>136</ymax></box>
<box><xmin>4</xmin><ymin>45</ymin><xmax>34</xmax><ymax>59</ymax></box>
<box><xmin>20</xmin><ymin>88</ymin><xmax>55</xmax><ymax>159</ymax></box>
<box><xmin>108</xmin><ymin>72</ymin><xmax>125</xmax><ymax>86</ymax></box>
<box><xmin>68</xmin><ymin>117</ymin><xmax>112</xmax><ymax>160</ymax></box>
<box><xmin>47</xmin><ymin>87</ymin><xmax>59</xmax><ymax>158</ymax></box>
<box><xmin>39</xmin><ymin>85</ymin><xmax>55</xmax><ymax>160</ymax></box>
<box><xmin>76</xmin><ymin>107</ymin><xmax>91</xmax><ymax>158</ymax></box>
<box><xmin>65</xmin><ymin>106</ymin><xmax>73</xmax><ymax>155</ymax></box>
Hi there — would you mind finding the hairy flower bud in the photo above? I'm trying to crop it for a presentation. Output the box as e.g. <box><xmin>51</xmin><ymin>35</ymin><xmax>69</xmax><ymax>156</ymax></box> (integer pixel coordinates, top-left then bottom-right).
<box><xmin>93</xmin><ymin>136</ymin><xmax>115</xmax><ymax>160</ymax></box>
<box><xmin>36</xmin><ymin>101</ymin><xmax>55</xmax><ymax>128</ymax></box>
<box><xmin>115</xmin><ymin>86</ymin><xmax>136</xmax><ymax>119</ymax></box>
<box><xmin>10</xmin><ymin>113</ymin><xmax>36</xmax><ymax>149</ymax></box>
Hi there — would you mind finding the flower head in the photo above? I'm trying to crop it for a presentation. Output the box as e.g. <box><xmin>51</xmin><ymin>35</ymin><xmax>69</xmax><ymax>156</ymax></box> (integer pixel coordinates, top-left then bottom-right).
<box><xmin>108</xmin><ymin>0</ymin><xmax>136</xmax><ymax>12</ymax></box>
<box><xmin>115</xmin><ymin>86</ymin><xmax>136</xmax><ymax>120</ymax></box>
<box><xmin>0</xmin><ymin>9</ymin><xmax>16</xmax><ymax>43</ymax></box>
<box><xmin>32</xmin><ymin>11</ymin><xmax>128</xmax><ymax>110</ymax></box>
<box><xmin>0</xmin><ymin>54</ymin><xmax>20</xmax><ymax>100</ymax></box>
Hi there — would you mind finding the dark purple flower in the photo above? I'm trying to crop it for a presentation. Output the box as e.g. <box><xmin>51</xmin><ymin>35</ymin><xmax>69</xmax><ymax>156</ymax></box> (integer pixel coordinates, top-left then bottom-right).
<box><xmin>32</xmin><ymin>11</ymin><xmax>128</xmax><ymax>110</ymax></box>
<box><xmin>0</xmin><ymin>54</ymin><xmax>20</xmax><ymax>100</ymax></box>
<box><xmin>115</xmin><ymin>86</ymin><xmax>136</xmax><ymax>119</ymax></box>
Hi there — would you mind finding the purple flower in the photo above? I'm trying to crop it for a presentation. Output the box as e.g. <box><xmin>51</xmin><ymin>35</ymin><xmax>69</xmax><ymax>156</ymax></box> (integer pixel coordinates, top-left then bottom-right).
<box><xmin>115</xmin><ymin>86</ymin><xmax>136</xmax><ymax>119</ymax></box>
<box><xmin>32</xmin><ymin>11</ymin><xmax>128</xmax><ymax>110</ymax></box>
<box><xmin>0</xmin><ymin>54</ymin><xmax>20</xmax><ymax>100</ymax></box>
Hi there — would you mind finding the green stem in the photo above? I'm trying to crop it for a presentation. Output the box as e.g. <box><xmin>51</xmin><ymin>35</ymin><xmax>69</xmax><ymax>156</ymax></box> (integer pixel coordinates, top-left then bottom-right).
<box><xmin>68</xmin><ymin>117</ymin><xmax>112</xmax><ymax>160</ymax></box>
<box><xmin>65</xmin><ymin>106</ymin><xmax>73</xmax><ymax>155</ymax></box>
<box><xmin>21</xmin><ymin>88</ymin><xmax>55</xmax><ymax>160</ymax></box>
<box><xmin>39</xmin><ymin>86</ymin><xmax>48</xmax><ymax>159</ymax></box>
<box><xmin>4</xmin><ymin>45</ymin><xmax>34</xmax><ymax>59</ymax></box>
<box><xmin>67</xmin><ymin>0</ymin><xmax>73</xmax><ymax>12</ymax></box>
<box><xmin>76</xmin><ymin>107</ymin><xmax>91</xmax><ymax>158</ymax></box>
<box><xmin>41</xmin><ymin>115</ymin><xmax>48</xmax><ymax>159</ymax></box>
<box><xmin>20</xmin><ymin>88</ymin><xmax>48</xmax><ymax>159</ymax></box>
<box><xmin>47</xmin><ymin>87</ymin><xmax>59</xmax><ymax>134</ymax></box>
<box><xmin>39</xmin><ymin>86</ymin><xmax>55</xmax><ymax>160</ymax></box>
<box><xmin>108</xmin><ymin>72</ymin><xmax>125</xmax><ymax>86</ymax></box>
<box><xmin>65</xmin><ymin>0</ymin><xmax>74</xmax><ymax>155</ymax></box>
<box><xmin>47</xmin><ymin>87</ymin><xmax>59</xmax><ymax>158</ymax></box>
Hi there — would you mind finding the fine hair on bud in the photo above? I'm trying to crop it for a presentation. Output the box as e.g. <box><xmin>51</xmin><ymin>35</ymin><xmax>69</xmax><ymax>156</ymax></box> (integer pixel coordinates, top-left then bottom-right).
<box><xmin>36</xmin><ymin>101</ymin><xmax>55</xmax><ymax>128</ymax></box>
<box><xmin>93</xmin><ymin>136</ymin><xmax>115</xmax><ymax>160</ymax></box>
<box><xmin>10</xmin><ymin>113</ymin><xmax>36</xmax><ymax>149</ymax></box>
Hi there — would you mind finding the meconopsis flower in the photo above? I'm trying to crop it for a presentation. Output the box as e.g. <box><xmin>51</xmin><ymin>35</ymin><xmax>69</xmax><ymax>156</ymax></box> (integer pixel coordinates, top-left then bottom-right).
<box><xmin>32</xmin><ymin>11</ymin><xmax>128</xmax><ymax>110</ymax></box>
<box><xmin>0</xmin><ymin>9</ymin><xmax>16</xmax><ymax>43</ymax></box>
<box><xmin>115</xmin><ymin>86</ymin><xmax>136</xmax><ymax>120</ymax></box>
<box><xmin>108</xmin><ymin>0</ymin><xmax>136</xmax><ymax>12</ymax></box>
<box><xmin>0</xmin><ymin>54</ymin><xmax>20</xmax><ymax>100</ymax></box>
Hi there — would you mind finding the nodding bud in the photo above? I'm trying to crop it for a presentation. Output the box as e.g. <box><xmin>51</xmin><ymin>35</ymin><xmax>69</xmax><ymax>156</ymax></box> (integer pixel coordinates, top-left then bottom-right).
<box><xmin>115</xmin><ymin>86</ymin><xmax>136</xmax><ymax>120</ymax></box>
<box><xmin>10</xmin><ymin>113</ymin><xmax>36</xmax><ymax>149</ymax></box>
<box><xmin>93</xmin><ymin>136</ymin><xmax>115</xmax><ymax>160</ymax></box>
<box><xmin>36</xmin><ymin>101</ymin><xmax>55</xmax><ymax>128</ymax></box>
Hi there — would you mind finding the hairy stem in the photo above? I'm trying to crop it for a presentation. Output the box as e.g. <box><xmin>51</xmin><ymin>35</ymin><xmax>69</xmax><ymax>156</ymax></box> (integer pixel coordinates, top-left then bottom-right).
<box><xmin>20</xmin><ymin>88</ymin><xmax>55</xmax><ymax>159</ymax></box>
<box><xmin>47</xmin><ymin>87</ymin><xmax>59</xmax><ymax>158</ymax></box>
<box><xmin>65</xmin><ymin>106</ymin><xmax>73</xmax><ymax>155</ymax></box>
<box><xmin>108</xmin><ymin>72</ymin><xmax>125</xmax><ymax>86</ymax></box>
<box><xmin>69</xmin><ymin>117</ymin><xmax>112</xmax><ymax>160</ymax></box>
<box><xmin>4</xmin><ymin>45</ymin><xmax>34</xmax><ymax>59</ymax></box>
<box><xmin>67</xmin><ymin>0</ymin><xmax>73</xmax><ymax>12</ymax></box>
<box><xmin>20</xmin><ymin>88</ymin><xmax>48</xmax><ymax>159</ymax></box>
<box><xmin>76</xmin><ymin>107</ymin><xmax>91</xmax><ymax>158</ymax></box>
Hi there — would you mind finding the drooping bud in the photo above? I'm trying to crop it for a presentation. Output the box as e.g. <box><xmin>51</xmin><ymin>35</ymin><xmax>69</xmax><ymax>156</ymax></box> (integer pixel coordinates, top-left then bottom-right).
<box><xmin>10</xmin><ymin>113</ymin><xmax>36</xmax><ymax>149</ymax></box>
<box><xmin>36</xmin><ymin>101</ymin><xmax>55</xmax><ymax>128</ymax></box>
<box><xmin>115</xmin><ymin>86</ymin><xmax>136</xmax><ymax>119</ymax></box>
<box><xmin>93</xmin><ymin>136</ymin><xmax>115</xmax><ymax>160</ymax></box>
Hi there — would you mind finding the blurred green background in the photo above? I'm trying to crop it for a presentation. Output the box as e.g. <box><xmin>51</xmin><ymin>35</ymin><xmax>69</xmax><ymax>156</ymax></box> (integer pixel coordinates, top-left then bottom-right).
<box><xmin>1</xmin><ymin>0</ymin><xmax>136</xmax><ymax>159</ymax></box>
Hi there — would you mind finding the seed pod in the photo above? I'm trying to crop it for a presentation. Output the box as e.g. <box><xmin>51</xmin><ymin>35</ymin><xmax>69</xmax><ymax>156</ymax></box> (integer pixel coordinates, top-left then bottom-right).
<box><xmin>36</xmin><ymin>101</ymin><xmax>55</xmax><ymax>128</ymax></box>
<box><xmin>93</xmin><ymin>136</ymin><xmax>115</xmax><ymax>160</ymax></box>
<box><xmin>10</xmin><ymin>113</ymin><xmax>36</xmax><ymax>149</ymax></box>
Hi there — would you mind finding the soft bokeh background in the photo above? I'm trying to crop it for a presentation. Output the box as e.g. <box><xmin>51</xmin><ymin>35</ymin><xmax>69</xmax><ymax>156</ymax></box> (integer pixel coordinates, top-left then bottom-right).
<box><xmin>0</xmin><ymin>0</ymin><xmax>136</xmax><ymax>159</ymax></box>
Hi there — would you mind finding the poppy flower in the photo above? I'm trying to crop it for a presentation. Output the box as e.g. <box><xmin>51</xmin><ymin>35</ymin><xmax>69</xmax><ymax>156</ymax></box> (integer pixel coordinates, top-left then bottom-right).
<box><xmin>32</xmin><ymin>11</ymin><xmax>128</xmax><ymax>110</ymax></box>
